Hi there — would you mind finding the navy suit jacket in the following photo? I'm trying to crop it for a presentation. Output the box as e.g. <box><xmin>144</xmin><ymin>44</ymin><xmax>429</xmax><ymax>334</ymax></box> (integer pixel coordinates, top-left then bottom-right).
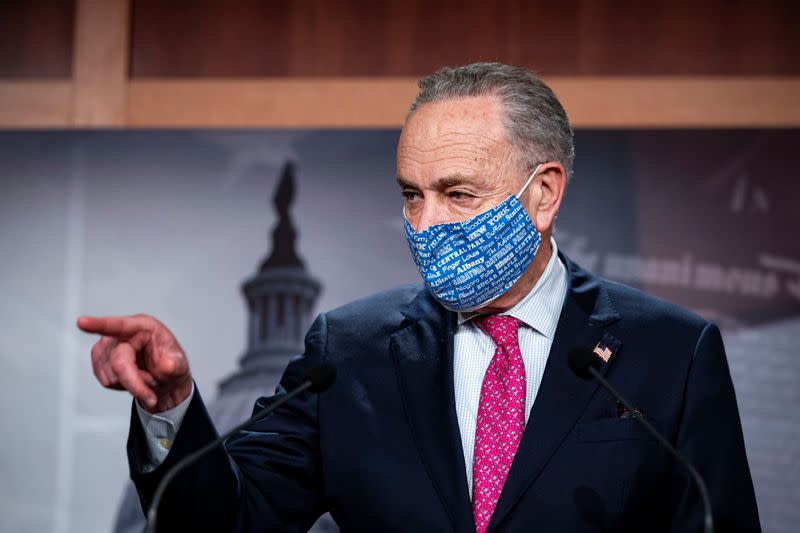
<box><xmin>128</xmin><ymin>254</ymin><xmax>760</xmax><ymax>532</ymax></box>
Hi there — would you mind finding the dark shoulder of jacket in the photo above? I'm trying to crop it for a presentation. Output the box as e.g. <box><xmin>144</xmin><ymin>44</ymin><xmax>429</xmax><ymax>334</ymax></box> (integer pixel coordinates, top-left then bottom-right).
<box><xmin>594</xmin><ymin>274</ymin><xmax>710</xmax><ymax>339</ymax></box>
<box><xmin>322</xmin><ymin>284</ymin><xmax>426</xmax><ymax>339</ymax></box>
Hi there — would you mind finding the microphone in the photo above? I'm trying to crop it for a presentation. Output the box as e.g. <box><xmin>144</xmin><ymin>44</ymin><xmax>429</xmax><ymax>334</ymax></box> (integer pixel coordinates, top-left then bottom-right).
<box><xmin>568</xmin><ymin>348</ymin><xmax>714</xmax><ymax>533</ymax></box>
<box><xmin>144</xmin><ymin>362</ymin><xmax>337</xmax><ymax>533</ymax></box>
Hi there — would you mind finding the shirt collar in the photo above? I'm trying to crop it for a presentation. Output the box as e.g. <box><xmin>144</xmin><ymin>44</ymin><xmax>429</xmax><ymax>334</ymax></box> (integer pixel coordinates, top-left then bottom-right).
<box><xmin>458</xmin><ymin>237</ymin><xmax>567</xmax><ymax>339</ymax></box>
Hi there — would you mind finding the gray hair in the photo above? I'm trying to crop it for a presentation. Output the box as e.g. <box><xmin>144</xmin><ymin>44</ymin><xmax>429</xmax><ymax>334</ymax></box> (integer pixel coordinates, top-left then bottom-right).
<box><xmin>408</xmin><ymin>62</ymin><xmax>575</xmax><ymax>179</ymax></box>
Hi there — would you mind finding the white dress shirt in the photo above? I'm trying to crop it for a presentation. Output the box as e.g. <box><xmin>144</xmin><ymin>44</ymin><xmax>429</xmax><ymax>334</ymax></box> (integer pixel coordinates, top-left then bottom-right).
<box><xmin>136</xmin><ymin>239</ymin><xmax>568</xmax><ymax>483</ymax></box>
<box><xmin>135</xmin><ymin>382</ymin><xmax>194</xmax><ymax>471</ymax></box>
<box><xmin>454</xmin><ymin>238</ymin><xmax>568</xmax><ymax>496</ymax></box>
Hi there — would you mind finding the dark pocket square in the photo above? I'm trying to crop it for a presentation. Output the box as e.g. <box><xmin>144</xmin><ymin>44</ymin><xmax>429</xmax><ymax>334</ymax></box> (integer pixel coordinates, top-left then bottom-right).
<box><xmin>616</xmin><ymin>400</ymin><xmax>645</xmax><ymax>419</ymax></box>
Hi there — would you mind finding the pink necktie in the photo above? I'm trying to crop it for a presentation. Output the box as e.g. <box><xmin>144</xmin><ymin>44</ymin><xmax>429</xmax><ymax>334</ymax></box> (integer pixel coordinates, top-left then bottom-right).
<box><xmin>472</xmin><ymin>315</ymin><xmax>527</xmax><ymax>533</ymax></box>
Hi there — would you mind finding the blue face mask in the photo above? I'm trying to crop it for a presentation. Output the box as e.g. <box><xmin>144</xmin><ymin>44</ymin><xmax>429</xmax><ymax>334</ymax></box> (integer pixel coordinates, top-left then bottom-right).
<box><xmin>403</xmin><ymin>165</ymin><xmax>543</xmax><ymax>312</ymax></box>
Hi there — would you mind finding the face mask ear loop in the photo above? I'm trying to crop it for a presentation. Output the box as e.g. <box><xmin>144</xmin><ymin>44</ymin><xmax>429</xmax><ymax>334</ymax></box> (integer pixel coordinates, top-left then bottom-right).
<box><xmin>516</xmin><ymin>163</ymin><xmax>543</xmax><ymax>199</ymax></box>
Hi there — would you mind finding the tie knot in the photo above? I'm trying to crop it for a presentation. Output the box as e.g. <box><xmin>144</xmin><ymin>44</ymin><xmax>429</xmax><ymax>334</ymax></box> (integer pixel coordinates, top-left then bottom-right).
<box><xmin>474</xmin><ymin>315</ymin><xmax>524</xmax><ymax>348</ymax></box>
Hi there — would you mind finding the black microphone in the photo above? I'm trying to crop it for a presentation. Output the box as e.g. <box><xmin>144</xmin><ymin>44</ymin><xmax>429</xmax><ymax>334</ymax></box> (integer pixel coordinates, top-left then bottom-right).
<box><xmin>144</xmin><ymin>362</ymin><xmax>337</xmax><ymax>533</ymax></box>
<box><xmin>568</xmin><ymin>348</ymin><xmax>714</xmax><ymax>533</ymax></box>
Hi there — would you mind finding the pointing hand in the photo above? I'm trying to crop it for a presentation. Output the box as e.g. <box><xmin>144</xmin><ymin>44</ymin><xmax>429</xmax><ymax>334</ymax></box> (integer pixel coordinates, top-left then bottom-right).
<box><xmin>78</xmin><ymin>314</ymin><xmax>192</xmax><ymax>413</ymax></box>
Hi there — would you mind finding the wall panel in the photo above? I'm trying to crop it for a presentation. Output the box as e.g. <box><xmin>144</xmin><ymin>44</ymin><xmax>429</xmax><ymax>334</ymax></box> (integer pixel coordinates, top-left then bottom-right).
<box><xmin>130</xmin><ymin>0</ymin><xmax>800</xmax><ymax>78</ymax></box>
<box><xmin>0</xmin><ymin>0</ymin><xmax>75</xmax><ymax>78</ymax></box>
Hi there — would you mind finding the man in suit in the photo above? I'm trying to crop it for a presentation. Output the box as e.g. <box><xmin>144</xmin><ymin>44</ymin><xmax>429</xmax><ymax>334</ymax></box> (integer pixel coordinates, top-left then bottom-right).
<box><xmin>79</xmin><ymin>62</ymin><xmax>760</xmax><ymax>532</ymax></box>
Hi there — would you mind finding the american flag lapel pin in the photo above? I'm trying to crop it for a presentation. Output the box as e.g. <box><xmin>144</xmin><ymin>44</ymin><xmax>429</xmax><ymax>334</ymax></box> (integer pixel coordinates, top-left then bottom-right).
<box><xmin>592</xmin><ymin>332</ymin><xmax>621</xmax><ymax>364</ymax></box>
<box><xmin>592</xmin><ymin>343</ymin><xmax>613</xmax><ymax>363</ymax></box>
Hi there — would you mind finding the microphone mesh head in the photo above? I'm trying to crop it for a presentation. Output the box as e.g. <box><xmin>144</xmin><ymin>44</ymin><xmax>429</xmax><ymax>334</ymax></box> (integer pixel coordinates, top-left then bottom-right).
<box><xmin>568</xmin><ymin>348</ymin><xmax>599</xmax><ymax>379</ymax></box>
<box><xmin>306</xmin><ymin>363</ymin><xmax>337</xmax><ymax>392</ymax></box>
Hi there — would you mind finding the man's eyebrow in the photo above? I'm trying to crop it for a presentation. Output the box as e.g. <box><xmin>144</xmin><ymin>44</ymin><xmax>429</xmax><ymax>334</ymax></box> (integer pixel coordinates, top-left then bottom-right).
<box><xmin>396</xmin><ymin>175</ymin><xmax>416</xmax><ymax>189</ymax></box>
<box><xmin>396</xmin><ymin>174</ymin><xmax>481</xmax><ymax>189</ymax></box>
<box><xmin>433</xmin><ymin>175</ymin><xmax>471</xmax><ymax>189</ymax></box>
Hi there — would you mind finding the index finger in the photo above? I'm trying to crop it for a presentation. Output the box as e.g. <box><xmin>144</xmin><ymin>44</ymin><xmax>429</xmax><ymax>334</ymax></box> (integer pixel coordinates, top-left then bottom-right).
<box><xmin>77</xmin><ymin>315</ymin><xmax>153</xmax><ymax>338</ymax></box>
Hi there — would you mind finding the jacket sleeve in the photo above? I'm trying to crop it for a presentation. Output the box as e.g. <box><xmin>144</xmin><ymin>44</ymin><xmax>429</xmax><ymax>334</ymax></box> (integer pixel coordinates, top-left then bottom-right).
<box><xmin>127</xmin><ymin>313</ymin><xmax>329</xmax><ymax>532</ymax></box>
<box><xmin>668</xmin><ymin>322</ymin><xmax>761</xmax><ymax>532</ymax></box>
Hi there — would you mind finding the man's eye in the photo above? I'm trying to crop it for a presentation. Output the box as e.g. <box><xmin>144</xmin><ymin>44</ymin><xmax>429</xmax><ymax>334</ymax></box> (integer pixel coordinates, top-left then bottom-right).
<box><xmin>402</xmin><ymin>190</ymin><xmax>421</xmax><ymax>201</ymax></box>
<box><xmin>448</xmin><ymin>191</ymin><xmax>473</xmax><ymax>200</ymax></box>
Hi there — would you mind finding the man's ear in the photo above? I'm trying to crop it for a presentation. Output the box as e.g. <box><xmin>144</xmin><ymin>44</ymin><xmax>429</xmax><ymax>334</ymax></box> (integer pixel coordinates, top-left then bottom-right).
<box><xmin>528</xmin><ymin>162</ymin><xmax>567</xmax><ymax>233</ymax></box>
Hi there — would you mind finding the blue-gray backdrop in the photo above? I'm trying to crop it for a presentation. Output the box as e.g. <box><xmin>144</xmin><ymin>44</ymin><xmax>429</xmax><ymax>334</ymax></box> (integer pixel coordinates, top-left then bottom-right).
<box><xmin>0</xmin><ymin>130</ymin><xmax>797</xmax><ymax>533</ymax></box>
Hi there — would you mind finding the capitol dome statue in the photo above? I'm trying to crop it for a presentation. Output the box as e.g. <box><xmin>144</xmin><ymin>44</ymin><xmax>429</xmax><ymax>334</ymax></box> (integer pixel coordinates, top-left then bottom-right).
<box><xmin>113</xmin><ymin>162</ymin><xmax>337</xmax><ymax>532</ymax></box>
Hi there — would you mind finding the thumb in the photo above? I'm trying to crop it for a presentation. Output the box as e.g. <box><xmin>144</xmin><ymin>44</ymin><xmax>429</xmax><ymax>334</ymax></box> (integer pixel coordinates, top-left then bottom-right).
<box><xmin>147</xmin><ymin>344</ymin><xmax>189</xmax><ymax>382</ymax></box>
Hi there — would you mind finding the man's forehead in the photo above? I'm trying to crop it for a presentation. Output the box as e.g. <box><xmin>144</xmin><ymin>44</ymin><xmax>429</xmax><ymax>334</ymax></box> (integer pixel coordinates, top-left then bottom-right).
<box><xmin>397</xmin><ymin>131</ymin><xmax>494</xmax><ymax>162</ymax></box>
<box><xmin>396</xmin><ymin>141</ymin><xmax>499</xmax><ymax>184</ymax></box>
<box><xmin>397</xmin><ymin>95</ymin><xmax>511</xmax><ymax>178</ymax></box>
<box><xmin>401</xmin><ymin>95</ymin><xmax>507</xmax><ymax>141</ymax></box>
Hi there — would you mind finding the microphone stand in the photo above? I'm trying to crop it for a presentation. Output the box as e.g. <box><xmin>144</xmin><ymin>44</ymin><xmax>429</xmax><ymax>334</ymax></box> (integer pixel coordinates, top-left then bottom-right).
<box><xmin>144</xmin><ymin>378</ymin><xmax>318</xmax><ymax>533</ymax></box>
<box><xmin>586</xmin><ymin>365</ymin><xmax>714</xmax><ymax>533</ymax></box>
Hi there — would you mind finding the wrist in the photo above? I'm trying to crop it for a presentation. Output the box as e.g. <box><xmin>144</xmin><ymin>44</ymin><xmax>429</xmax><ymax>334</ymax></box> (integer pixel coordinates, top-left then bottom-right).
<box><xmin>146</xmin><ymin>375</ymin><xmax>193</xmax><ymax>414</ymax></box>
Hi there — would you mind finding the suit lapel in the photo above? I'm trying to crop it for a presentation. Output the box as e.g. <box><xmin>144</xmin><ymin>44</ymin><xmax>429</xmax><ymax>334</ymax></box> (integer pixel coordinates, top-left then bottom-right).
<box><xmin>391</xmin><ymin>290</ymin><xmax>475</xmax><ymax>533</ymax></box>
<box><xmin>487</xmin><ymin>254</ymin><xmax>622</xmax><ymax>532</ymax></box>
